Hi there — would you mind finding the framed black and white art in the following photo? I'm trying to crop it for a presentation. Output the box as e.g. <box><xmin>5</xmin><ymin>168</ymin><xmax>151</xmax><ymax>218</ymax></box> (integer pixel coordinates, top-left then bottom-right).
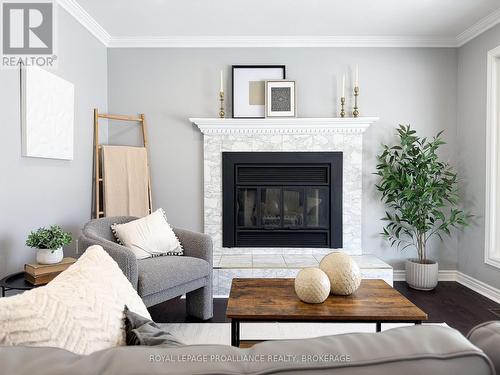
<box><xmin>232</xmin><ymin>65</ymin><xmax>286</xmax><ymax>118</ymax></box>
<box><xmin>265</xmin><ymin>80</ymin><xmax>296</xmax><ymax>118</ymax></box>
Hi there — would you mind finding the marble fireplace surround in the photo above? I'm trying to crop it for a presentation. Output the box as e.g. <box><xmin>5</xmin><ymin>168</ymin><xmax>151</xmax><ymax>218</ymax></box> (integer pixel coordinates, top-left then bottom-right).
<box><xmin>190</xmin><ymin>117</ymin><xmax>388</xmax><ymax>296</ymax></box>
<box><xmin>192</xmin><ymin>117</ymin><xmax>379</xmax><ymax>256</ymax></box>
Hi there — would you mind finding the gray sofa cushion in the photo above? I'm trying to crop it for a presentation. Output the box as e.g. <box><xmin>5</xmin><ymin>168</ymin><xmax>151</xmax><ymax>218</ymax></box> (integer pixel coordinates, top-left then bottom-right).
<box><xmin>83</xmin><ymin>216</ymin><xmax>138</xmax><ymax>242</ymax></box>
<box><xmin>468</xmin><ymin>321</ymin><xmax>500</xmax><ymax>374</ymax></box>
<box><xmin>124</xmin><ymin>307</ymin><xmax>183</xmax><ymax>348</ymax></box>
<box><xmin>0</xmin><ymin>325</ymin><xmax>494</xmax><ymax>375</ymax></box>
<box><xmin>137</xmin><ymin>256</ymin><xmax>210</xmax><ymax>296</ymax></box>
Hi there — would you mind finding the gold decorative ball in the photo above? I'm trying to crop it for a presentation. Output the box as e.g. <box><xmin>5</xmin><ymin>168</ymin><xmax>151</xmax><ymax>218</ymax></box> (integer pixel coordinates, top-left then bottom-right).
<box><xmin>294</xmin><ymin>268</ymin><xmax>331</xmax><ymax>304</ymax></box>
<box><xmin>319</xmin><ymin>252</ymin><xmax>361</xmax><ymax>295</ymax></box>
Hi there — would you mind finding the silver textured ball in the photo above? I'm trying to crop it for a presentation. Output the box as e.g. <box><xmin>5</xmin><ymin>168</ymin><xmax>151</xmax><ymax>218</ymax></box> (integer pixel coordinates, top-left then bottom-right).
<box><xmin>319</xmin><ymin>252</ymin><xmax>361</xmax><ymax>295</ymax></box>
<box><xmin>294</xmin><ymin>268</ymin><xmax>331</xmax><ymax>304</ymax></box>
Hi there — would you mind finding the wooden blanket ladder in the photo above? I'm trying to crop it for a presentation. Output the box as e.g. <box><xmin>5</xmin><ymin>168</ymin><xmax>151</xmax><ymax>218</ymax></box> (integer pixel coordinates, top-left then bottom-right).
<box><xmin>93</xmin><ymin>108</ymin><xmax>152</xmax><ymax>218</ymax></box>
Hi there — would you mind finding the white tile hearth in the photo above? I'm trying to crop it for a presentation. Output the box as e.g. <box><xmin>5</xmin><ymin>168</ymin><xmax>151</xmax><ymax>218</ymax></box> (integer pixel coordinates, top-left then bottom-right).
<box><xmin>213</xmin><ymin>253</ymin><xmax>393</xmax><ymax>296</ymax></box>
<box><xmin>275</xmin><ymin>268</ymin><xmax>301</xmax><ymax>278</ymax></box>
<box><xmin>351</xmin><ymin>255</ymin><xmax>391</xmax><ymax>269</ymax></box>
<box><xmin>313</xmin><ymin>254</ymin><xmax>325</xmax><ymax>262</ymax></box>
<box><xmin>252</xmin><ymin>255</ymin><xmax>286</xmax><ymax>268</ymax></box>
<box><xmin>283</xmin><ymin>255</ymin><xmax>318</xmax><ymax>268</ymax></box>
<box><xmin>215</xmin><ymin>254</ymin><xmax>392</xmax><ymax>270</ymax></box>
<box><xmin>218</xmin><ymin>255</ymin><xmax>252</xmax><ymax>268</ymax></box>
<box><xmin>217</xmin><ymin>268</ymin><xmax>253</xmax><ymax>296</ymax></box>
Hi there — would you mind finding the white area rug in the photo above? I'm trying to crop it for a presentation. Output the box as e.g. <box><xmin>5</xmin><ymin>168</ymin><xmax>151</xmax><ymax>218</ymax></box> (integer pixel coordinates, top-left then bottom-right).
<box><xmin>160</xmin><ymin>322</ymin><xmax>448</xmax><ymax>346</ymax></box>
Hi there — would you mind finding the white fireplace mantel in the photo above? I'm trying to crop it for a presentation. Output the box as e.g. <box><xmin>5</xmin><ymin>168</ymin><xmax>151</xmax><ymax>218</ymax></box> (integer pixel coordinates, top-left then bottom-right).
<box><xmin>190</xmin><ymin>117</ymin><xmax>379</xmax><ymax>135</ymax></box>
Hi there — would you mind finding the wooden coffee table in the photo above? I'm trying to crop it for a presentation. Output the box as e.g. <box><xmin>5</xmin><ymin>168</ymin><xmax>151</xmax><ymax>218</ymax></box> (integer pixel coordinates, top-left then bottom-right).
<box><xmin>226</xmin><ymin>278</ymin><xmax>427</xmax><ymax>347</ymax></box>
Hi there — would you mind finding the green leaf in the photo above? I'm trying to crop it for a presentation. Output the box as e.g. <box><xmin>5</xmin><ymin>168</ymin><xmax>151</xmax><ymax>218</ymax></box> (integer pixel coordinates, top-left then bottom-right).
<box><xmin>26</xmin><ymin>225</ymin><xmax>72</xmax><ymax>250</ymax></box>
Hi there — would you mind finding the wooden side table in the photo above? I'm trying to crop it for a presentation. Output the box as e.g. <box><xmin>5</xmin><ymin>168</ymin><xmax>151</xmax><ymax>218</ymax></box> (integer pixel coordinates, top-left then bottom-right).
<box><xmin>0</xmin><ymin>272</ymin><xmax>39</xmax><ymax>297</ymax></box>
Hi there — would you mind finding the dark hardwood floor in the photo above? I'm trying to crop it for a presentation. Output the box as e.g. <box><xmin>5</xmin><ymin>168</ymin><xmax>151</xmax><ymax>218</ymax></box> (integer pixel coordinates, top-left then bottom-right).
<box><xmin>149</xmin><ymin>297</ymin><xmax>230</xmax><ymax>324</ymax></box>
<box><xmin>148</xmin><ymin>281</ymin><xmax>500</xmax><ymax>335</ymax></box>
<box><xmin>394</xmin><ymin>281</ymin><xmax>500</xmax><ymax>334</ymax></box>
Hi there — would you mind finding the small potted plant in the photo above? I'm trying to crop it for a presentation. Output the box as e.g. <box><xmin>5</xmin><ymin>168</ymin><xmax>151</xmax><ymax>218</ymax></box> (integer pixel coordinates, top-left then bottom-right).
<box><xmin>26</xmin><ymin>225</ymin><xmax>72</xmax><ymax>265</ymax></box>
<box><xmin>376</xmin><ymin>125</ymin><xmax>470</xmax><ymax>290</ymax></box>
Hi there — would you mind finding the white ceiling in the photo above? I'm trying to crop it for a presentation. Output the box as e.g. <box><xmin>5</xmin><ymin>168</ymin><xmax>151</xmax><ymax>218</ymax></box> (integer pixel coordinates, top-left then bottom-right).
<box><xmin>60</xmin><ymin>0</ymin><xmax>500</xmax><ymax>47</ymax></box>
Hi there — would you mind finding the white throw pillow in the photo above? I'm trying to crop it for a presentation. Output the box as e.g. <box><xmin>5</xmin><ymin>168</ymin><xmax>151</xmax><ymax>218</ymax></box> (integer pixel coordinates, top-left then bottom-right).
<box><xmin>111</xmin><ymin>208</ymin><xmax>183</xmax><ymax>259</ymax></box>
<box><xmin>0</xmin><ymin>245</ymin><xmax>151</xmax><ymax>355</ymax></box>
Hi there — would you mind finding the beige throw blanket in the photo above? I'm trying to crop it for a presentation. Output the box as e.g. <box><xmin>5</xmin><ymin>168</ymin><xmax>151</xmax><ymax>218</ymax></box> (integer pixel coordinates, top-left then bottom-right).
<box><xmin>101</xmin><ymin>145</ymin><xmax>150</xmax><ymax>217</ymax></box>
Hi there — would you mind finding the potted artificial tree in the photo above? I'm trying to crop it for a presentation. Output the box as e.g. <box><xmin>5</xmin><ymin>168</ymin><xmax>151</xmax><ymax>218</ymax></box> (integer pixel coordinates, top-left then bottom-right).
<box><xmin>376</xmin><ymin>125</ymin><xmax>469</xmax><ymax>290</ymax></box>
<box><xmin>26</xmin><ymin>225</ymin><xmax>72</xmax><ymax>265</ymax></box>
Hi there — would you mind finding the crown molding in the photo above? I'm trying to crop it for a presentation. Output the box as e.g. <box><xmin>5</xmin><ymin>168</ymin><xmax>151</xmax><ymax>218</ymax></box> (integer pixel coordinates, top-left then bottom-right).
<box><xmin>107</xmin><ymin>35</ymin><xmax>457</xmax><ymax>48</ymax></box>
<box><xmin>56</xmin><ymin>0</ymin><xmax>111</xmax><ymax>46</ymax></box>
<box><xmin>58</xmin><ymin>0</ymin><xmax>500</xmax><ymax>49</ymax></box>
<box><xmin>456</xmin><ymin>7</ymin><xmax>500</xmax><ymax>46</ymax></box>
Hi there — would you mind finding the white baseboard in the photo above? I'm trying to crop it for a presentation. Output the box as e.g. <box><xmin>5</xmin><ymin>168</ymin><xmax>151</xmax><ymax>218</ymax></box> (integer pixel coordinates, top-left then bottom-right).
<box><xmin>393</xmin><ymin>269</ymin><xmax>456</xmax><ymax>282</ymax></box>
<box><xmin>394</xmin><ymin>269</ymin><xmax>500</xmax><ymax>304</ymax></box>
<box><xmin>392</xmin><ymin>270</ymin><xmax>406</xmax><ymax>282</ymax></box>
<box><xmin>434</xmin><ymin>270</ymin><xmax>458</xmax><ymax>281</ymax></box>
<box><xmin>456</xmin><ymin>271</ymin><xmax>500</xmax><ymax>304</ymax></box>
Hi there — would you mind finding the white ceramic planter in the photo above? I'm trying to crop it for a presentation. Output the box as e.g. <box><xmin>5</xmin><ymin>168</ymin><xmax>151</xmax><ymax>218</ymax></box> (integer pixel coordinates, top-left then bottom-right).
<box><xmin>36</xmin><ymin>247</ymin><xmax>63</xmax><ymax>265</ymax></box>
<box><xmin>405</xmin><ymin>258</ymin><xmax>439</xmax><ymax>291</ymax></box>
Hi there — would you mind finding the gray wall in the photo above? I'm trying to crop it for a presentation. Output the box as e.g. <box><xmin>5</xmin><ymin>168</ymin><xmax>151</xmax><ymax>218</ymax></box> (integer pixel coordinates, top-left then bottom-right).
<box><xmin>457</xmin><ymin>23</ymin><xmax>500</xmax><ymax>288</ymax></box>
<box><xmin>0</xmin><ymin>7</ymin><xmax>107</xmax><ymax>278</ymax></box>
<box><xmin>107</xmin><ymin>47</ymin><xmax>458</xmax><ymax>269</ymax></box>
<box><xmin>1</xmin><ymin>8</ymin><xmax>498</xmax><ymax>282</ymax></box>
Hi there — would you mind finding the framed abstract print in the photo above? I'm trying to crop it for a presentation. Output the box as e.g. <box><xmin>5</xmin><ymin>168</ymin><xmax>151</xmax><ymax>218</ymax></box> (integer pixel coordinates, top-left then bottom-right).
<box><xmin>232</xmin><ymin>65</ymin><xmax>286</xmax><ymax>118</ymax></box>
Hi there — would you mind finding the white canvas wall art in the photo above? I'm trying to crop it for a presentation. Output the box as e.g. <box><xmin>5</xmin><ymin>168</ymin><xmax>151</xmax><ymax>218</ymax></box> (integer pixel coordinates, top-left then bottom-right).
<box><xmin>21</xmin><ymin>66</ymin><xmax>74</xmax><ymax>160</ymax></box>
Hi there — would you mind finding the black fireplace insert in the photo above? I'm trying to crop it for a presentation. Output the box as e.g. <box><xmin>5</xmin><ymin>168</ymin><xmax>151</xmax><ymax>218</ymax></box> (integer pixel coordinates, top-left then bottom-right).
<box><xmin>222</xmin><ymin>152</ymin><xmax>342</xmax><ymax>248</ymax></box>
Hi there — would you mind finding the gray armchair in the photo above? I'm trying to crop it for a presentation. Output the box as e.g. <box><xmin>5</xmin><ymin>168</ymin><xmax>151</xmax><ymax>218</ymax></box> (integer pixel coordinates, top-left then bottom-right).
<box><xmin>78</xmin><ymin>216</ymin><xmax>213</xmax><ymax>320</ymax></box>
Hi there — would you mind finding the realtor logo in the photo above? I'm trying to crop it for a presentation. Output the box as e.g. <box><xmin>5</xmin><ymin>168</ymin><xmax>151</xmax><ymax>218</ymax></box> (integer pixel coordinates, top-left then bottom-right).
<box><xmin>3</xmin><ymin>2</ymin><xmax>53</xmax><ymax>54</ymax></box>
<box><xmin>2</xmin><ymin>1</ymin><xmax>56</xmax><ymax>68</ymax></box>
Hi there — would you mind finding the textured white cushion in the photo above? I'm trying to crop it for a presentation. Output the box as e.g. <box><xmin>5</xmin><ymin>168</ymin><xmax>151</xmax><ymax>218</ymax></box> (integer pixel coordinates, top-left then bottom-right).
<box><xmin>111</xmin><ymin>208</ymin><xmax>183</xmax><ymax>259</ymax></box>
<box><xmin>0</xmin><ymin>245</ymin><xmax>151</xmax><ymax>355</ymax></box>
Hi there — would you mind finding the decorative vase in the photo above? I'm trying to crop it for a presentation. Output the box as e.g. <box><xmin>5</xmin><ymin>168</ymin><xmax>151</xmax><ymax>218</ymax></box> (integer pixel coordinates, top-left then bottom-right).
<box><xmin>405</xmin><ymin>258</ymin><xmax>439</xmax><ymax>291</ymax></box>
<box><xmin>294</xmin><ymin>268</ymin><xmax>331</xmax><ymax>304</ymax></box>
<box><xmin>319</xmin><ymin>252</ymin><xmax>361</xmax><ymax>295</ymax></box>
<box><xmin>36</xmin><ymin>247</ymin><xmax>63</xmax><ymax>265</ymax></box>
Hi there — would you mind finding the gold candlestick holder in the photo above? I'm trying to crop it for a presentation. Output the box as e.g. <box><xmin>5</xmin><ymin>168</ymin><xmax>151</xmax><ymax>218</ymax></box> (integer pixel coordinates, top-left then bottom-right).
<box><xmin>219</xmin><ymin>91</ymin><xmax>225</xmax><ymax>118</ymax></box>
<box><xmin>340</xmin><ymin>97</ymin><xmax>346</xmax><ymax>118</ymax></box>
<box><xmin>353</xmin><ymin>86</ymin><xmax>359</xmax><ymax>118</ymax></box>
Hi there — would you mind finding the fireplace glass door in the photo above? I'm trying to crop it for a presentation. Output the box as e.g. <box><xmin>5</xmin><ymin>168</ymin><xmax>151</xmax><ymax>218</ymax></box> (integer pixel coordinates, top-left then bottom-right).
<box><xmin>223</xmin><ymin>152</ymin><xmax>342</xmax><ymax>248</ymax></box>
<box><xmin>283</xmin><ymin>188</ymin><xmax>304</xmax><ymax>228</ymax></box>
<box><xmin>261</xmin><ymin>188</ymin><xmax>281</xmax><ymax>228</ymax></box>
<box><xmin>237</xmin><ymin>187</ymin><xmax>329</xmax><ymax>231</ymax></box>
<box><xmin>306</xmin><ymin>188</ymin><xmax>329</xmax><ymax>228</ymax></box>
<box><xmin>237</xmin><ymin>189</ymin><xmax>257</xmax><ymax>227</ymax></box>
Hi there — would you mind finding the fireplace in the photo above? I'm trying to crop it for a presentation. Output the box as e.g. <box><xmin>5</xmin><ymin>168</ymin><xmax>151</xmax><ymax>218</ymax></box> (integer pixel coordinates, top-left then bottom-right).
<box><xmin>222</xmin><ymin>152</ymin><xmax>342</xmax><ymax>248</ymax></box>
